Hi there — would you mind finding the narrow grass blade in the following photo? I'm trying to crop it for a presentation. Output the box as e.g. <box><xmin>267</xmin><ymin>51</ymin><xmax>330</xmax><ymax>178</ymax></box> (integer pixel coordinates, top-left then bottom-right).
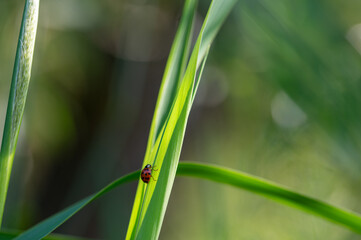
<box><xmin>0</xmin><ymin>0</ymin><xmax>40</xmax><ymax>226</ymax></box>
<box><xmin>13</xmin><ymin>162</ymin><xmax>361</xmax><ymax>239</ymax></box>
<box><xmin>14</xmin><ymin>171</ymin><xmax>139</xmax><ymax>240</ymax></box>
<box><xmin>177</xmin><ymin>162</ymin><xmax>361</xmax><ymax>234</ymax></box>
<box><xmin>0</xmin><ymin>229</ymin><xmax>88</xmax><ymax>240</ymax></box>
<box><xmin>146</xmin><ymin>0</ymin><xmax>196</xmax><ymax>149</ymax></box>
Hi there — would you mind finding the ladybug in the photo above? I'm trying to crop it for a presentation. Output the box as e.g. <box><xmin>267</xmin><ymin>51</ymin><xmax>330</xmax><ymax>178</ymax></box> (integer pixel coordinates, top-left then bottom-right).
<box><xmin>141</xmin><ymin>164</ymin><xmax>157</xmax><ymax>184</ymax></box>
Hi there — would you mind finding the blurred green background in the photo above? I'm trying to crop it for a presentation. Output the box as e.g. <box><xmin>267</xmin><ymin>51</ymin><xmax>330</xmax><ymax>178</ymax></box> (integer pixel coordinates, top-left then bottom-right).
<box><xmin>1</xmin><ymin>0</ymin><xmax>361</xmax><ymax>239</ymax></box>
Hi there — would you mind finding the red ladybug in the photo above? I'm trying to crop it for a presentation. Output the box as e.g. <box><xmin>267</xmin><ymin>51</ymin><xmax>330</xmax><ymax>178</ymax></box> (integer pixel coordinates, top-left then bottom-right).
<box><xmin>141</xmin><ymin>164</ymin><xmax>157</xmax><ymax>184</ymax></box>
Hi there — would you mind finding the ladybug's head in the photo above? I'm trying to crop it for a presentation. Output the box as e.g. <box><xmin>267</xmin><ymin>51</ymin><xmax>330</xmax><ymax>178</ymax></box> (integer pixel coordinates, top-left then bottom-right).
<box><xmin>145</xmin><ymin>164</ymin><xmax>152</xmax><ymax>168</ymax></box>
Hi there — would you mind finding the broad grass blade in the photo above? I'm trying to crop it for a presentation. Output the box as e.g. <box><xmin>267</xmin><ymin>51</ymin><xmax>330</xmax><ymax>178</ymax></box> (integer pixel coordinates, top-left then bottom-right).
<box><xmin>127</xmin><ymin>0</ymin><xmax>238</xmax><ymax>239</ymax></box>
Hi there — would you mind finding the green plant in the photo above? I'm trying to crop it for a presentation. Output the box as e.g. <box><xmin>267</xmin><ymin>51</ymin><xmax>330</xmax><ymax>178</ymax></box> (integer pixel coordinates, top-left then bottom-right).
<box><xmin>1</xmin><ymin>0</ymin><xmax>361</xmax><ymax>239</ymax></box>
<box><xmin>0</xmin><ymin>0</ymin><xmax>39</xmax><ymax>227</ymax></box>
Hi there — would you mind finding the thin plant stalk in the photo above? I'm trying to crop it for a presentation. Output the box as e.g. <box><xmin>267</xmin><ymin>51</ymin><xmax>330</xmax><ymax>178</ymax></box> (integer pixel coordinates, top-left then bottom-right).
<box><xmin>0</xmin><ymin>0</ymin><xmax>39</xmax><ymax>227</ymax></box>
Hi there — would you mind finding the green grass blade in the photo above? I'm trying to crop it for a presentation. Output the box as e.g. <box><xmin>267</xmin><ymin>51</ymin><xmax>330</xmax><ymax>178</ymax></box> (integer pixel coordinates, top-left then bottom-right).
<box><xmin>135</xmin><ymin>47</ymin><xmax>201</xmax><ymax>240</ymax></box>
<box><xmin>197</xmin><ymin>0</ymin><xmax>238</xmax><ymax>68</ymax></box>
<box><xmin>13</xmin><ymin>162</ymin><xmax>361</xmax><ymax>239</ymax></box>
<box><xmin>125</xmin><ymin>0</ymin><xmax>197</xmax><ymax>238</ymax></box>
<box><xmin>177</xmin><ymin>162</ymin><xmax>361</xmax><ymax>234</ymax></box>
<box><xmin>128</xmin><ymin>1</ymin><xmax>238</xmax><ymax>239</ymax></box>
<box><xmin>146</xmin><ymin>0</ymin><xmax>196</xmax><ymax>150</ymax></box>
<box><xmin>0</xmin><ymin>229</ymin><xmax>89</xmax><ymax>240</ymax></box>
<box><xmin>14</xmin><ymin>171</ymin><xmax>139</xmax><ymax>240</ymax></box>
<box><xmin>0</xmin><ymin>0</ymin><xmax>39</xmax><ymax>227</ymax></box>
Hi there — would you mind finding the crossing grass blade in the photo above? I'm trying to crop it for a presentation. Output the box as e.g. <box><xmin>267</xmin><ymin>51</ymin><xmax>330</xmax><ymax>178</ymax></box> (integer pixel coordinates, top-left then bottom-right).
<box><xmin>177</xmin><ymin>162</ymin><xmax>361</xmax><ymax>234</ymax></box>
<box><xmin>12</xmin><ymin>162</ymin><xmax>361</xmax><ymax>239</ymax></box>
<box><xmin>14</xmin><ymin>171</ymin><xmax>139</xmax><ymax>240</ymax></box>
<box><xmin>0</xmin><ymin>0</ymin><xmax>39</xmax><ymax>227</ymax></box>
<box><xmin>0</xmin><ymin>229</ymin><xmax>88</xmax><ymax>240</ymax></box>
